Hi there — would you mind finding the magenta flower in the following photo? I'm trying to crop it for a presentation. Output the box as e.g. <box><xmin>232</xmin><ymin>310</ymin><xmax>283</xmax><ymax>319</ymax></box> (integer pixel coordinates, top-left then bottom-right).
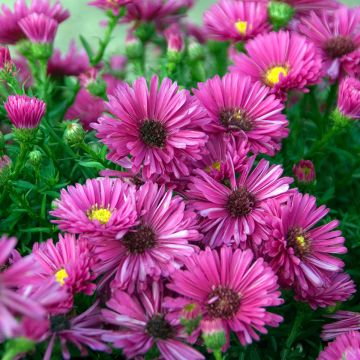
<box><xmin>48</xmin><ymin>41</ymin><xmax>90</xmax><ymax>77</ymax></box>
<box><xmin>0</xmin><ymin>235</ymin><xmax>46</xmax><ymax>337</ymax></box>
<box><xmin>19</xmin><ymin>13</ymin><xmax>58</xmax><ymax>44</ymax></box>
<box><xmin>32</xmin><ymin>234</ymin><xmax>96</xmax><ymax>308</ymax></box>
<box><xmin>164</xmin><ymin>24</ymin><xmax>184</xmax><ymax>53</ymax></box>
<box><xmin>93</xmin><ymin>76</ymin><xmax>208</xmax><ymax>180</ymax></box>
<box><xmin>322</xmin><ymin>311</ymin><xmax>360</xmax><ymax>341</ymax></box>
<box><xmin>277</xmin><ymin>0</ymin><xmax>339</xmax><ymax>17</ymax></box>
<box><xmin>187</xmin><ymin>157</ymin><xmax>292</xmax><ymax>248</ymax></box>
<box><xmin>89</xmin><ymin>0</ymin><xmax>132</xmax><ymax>14</ymax></box>
<box><xmin>0</xmin><ymin>47</ymin><xmax>11</xmax><ymax>70</ymax></box>
<box><xmin>93</xmin><ymin>181</ymin><xmax>200</xmax><ymax>292</ymax></box>
<box><xmin>204</xmin><ymin>0</ymin><xmax>269</xmax><ymax>42</ymax></box>
<box><xmin>166</xmin><ymin>247</ymin><xmax>283</xmax><ymax>346</ymax></box>
<box><xmin>0</xmin><ymin>0</ymin><xmax>69</xmax><ymax>45</ymax></box>
<box><xmin>109</xmin><ymin>54</ymin><xmax>127</xmax><ymax>73</ymax></box>
<box><xmin>51</xmin><ymin>178</ymin><xmax>137</xmax><ymax>238</ymax></box>
<box><xmin>263</xmin><ymin>192</ymin><xmax>347</xmax><ymax>291</ymax></box>
<box><xmin>318</xmin><ymin>331</ymin><xmax>360</xmax><ymax>360</ymax></box>
<box><xmin>298</xmin><ymin>7</ymin><xmax>360</xmax><ymax>79</ymax></box>
<box><xmin>338</xmin><ymin>77</ymin><xmax>360</xmax><ymax>120</ymax></box>
<box><xmin>230</xmin><ymin>30</ymin><xmax>322</xmax><ymax>99</ymax></box>
<box><xmin>293</xmin><ymin>159</ymin><xmax>316</xmax><ymax>183</ymax></box>
<box><xmin>4</xmin><ymin>95</ymin><xmax>46</xmax><ymax>129</ymax></box>
<box><xmin>194</xmin><ymin>73</ymin><xmax>288</xmax><ymax>155</ymax></box>
<box><xmin>102</xmin><ymin>282</ymin><xmax>204</xmax><ymax>359</ymax></box>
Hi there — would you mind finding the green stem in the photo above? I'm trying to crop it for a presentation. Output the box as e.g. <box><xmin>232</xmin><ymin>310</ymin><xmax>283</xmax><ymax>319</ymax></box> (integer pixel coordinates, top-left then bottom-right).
<box><xmin>80</xmin><ymin>142</ymin><xmax>108</xmax><ymax>167</ymax></box>
<box><xmin>213</xmin><ymin>350</ymin><xmax>223</xmax><ymax>360</ymax></box>
<box><xmin>12</xmin><ymin>143</ymin><xmax>30</xmax><ymax>179</ymax></box>
<box><xmin>322</xmin><ymin>82</ymin><xmax>338</xmax><ymax>130</ymax></box>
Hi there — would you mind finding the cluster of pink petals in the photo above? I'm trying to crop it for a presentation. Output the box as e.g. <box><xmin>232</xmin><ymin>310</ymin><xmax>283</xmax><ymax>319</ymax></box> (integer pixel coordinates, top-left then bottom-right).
<box><xmin>204</xmin><ymin>0</ymin><xmax>270</xmax><ymax>42</ymax></box>
<box><xmin>194</xmin><ymin>73</ymin><xmax>288</xmax><ymax>155</ymax></box>
<box><xmin>298</xmin><ymin>7</ymin><xmax>360</xmax><ymax>79</ymax></box>
<box><xmin>230</xmin><ymin>30</ymin><xmax>323</xmax><ymax>99</ymax></box>
<box><xmin>322</xmin><ymin>311</ymin><xmax>360</xmax><ymax>341</ymax></box>
<box><xmin>164</xmin><ymin>23</ymin><xmax>184</xmax><ymax>53</ymax></box>
<box><xmin>4</xmin><ymin>94</ymin><xmax>46</xmax><ymax>129</ymax></box>
<box><xmin>166</xmin><ymin>247</ymin><xmax>283</xmax><ymax>346</ymax></box>
<box><xmin>338</xmin><ymin>77</ymin><xmax>360</xmax><ymax>120</ymax></box>
<box><xmin>292</xmin><ymin>159</ymin><xmax>316</xmax><ymax>183</ymax></box>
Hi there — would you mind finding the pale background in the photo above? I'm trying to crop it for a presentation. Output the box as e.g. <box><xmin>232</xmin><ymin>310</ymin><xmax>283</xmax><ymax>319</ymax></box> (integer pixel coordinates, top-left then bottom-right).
<box><xmin>1</xmin><ymin>0</ymin><xmax>359</xmax><ymax>53</ymax></box>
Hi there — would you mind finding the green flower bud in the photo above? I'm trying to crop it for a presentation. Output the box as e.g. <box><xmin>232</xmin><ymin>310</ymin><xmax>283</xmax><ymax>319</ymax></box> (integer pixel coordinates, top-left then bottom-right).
<box><xmin>201</xmin><ymin>319</ymin><xmax>226</xmax><ymax>352</ymax></box>
<box><xmin>63</xmin><ymin>121</ymin><xmax>85</xmax><ymax>146</ymax></box>
<box><xmin>188</xmin><ymin>41</ymin><xmax>205</xmax><ymax>62</ymax></box>
<box><xmin>28</xmin><ymin>149</ymin><xmax>42</xmax><ymax>167</ymax></box>
<box><xmin>268</xmin><ymin>1</ymin><xmax>295</xmax><ymax>31</ymax></box>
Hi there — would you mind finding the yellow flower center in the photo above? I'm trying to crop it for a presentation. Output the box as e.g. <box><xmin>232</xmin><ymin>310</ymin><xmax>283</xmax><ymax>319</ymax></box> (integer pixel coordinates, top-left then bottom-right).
<box><xmin>265</xmin><ymin>66</ymin><xmax>288</xmax><ymax>87</ymax></box>
<box><xmin>206</xmin><ymin>161</ymin><xmax>221</xmax><ymax>172</ymax></box>
<box><xmin>235</xmin><ymin>21</ymin><xmax>248</xmax><ymax>35</ymax></box>
<box><xmin>87</xmin><ymin>207</ymin><xmax>112</xmax><ymax>225</ymax></box>
<box><xmin>295</xmin><ymin>235</ymin><xmax>306</xmax><ymax>250</ymax></box>
<box><xmin>55</xmin><ymin>268</ymin><xmax>68</xmax><ymax>286</ymax></box>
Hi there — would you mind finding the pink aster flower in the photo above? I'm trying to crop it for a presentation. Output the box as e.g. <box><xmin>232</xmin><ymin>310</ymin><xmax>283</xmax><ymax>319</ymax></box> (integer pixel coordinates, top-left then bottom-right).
<box><xmin>65</xmin><ymin>89</ymin><xmax>105</xmax><ymax>131</ymax></box>
<box><xmin>322</xmin><ymin>311</ymin><xmax>360</xmax><ymax>342</ymax></box>
<box><xmin>0</xmin><ymin>235</ymin><xmax>46</xmax><ymax>338</ymax></box>
<box><xmin>32</xmin><ymin>234</ymin><xmax>96</xmax><ymax>309</ymax></box>
<box><xmin>19</xmin><ymin>13</ymin><xmax>58</xmax><ymax>44</ymax></box>
<box><xmin>166</xmin><ymin>247</ymin><xmax>283</xmax><ymax>346</ymax></box>
<box><xmin>0</xmin><ymin>0</ymin><xmax>69</xmax><ymax>45</ymax></box>
<box><xmin>187</xmin><ymin>156</ymin><xmax>292</xmax><ymax>248</ymax></box>
<box><xmin>89</xmin><ymin>0</ymin><xmax>132</xmax><ymax>14</ymax></box>
<box><xmin>230</xmin><ymin>30</ymin><xmax>322</xmax><ymax>99</ymax></box>
<box><xmin>318</xmin><ymin>331</ymin><xmax>360</xmax><ymax>360</ymax></box>
<box><xmin>4</xmin><ymin>94</ymin><xmax>46</xmax><ymax>129</ymax></box>
<box><xmin>50</xmin><ymin>178</ymin><xmax>137</xmax><ymax>238</ymax></box>
<box><xmin>293</xmin><ymin>159</ymin><xmax>316</xmax><ymax>183</ymax></box>
<box><xmin>93</xmin><ymin>76</ymin><xmax>208</xmax><ymax>180</ymax></box>
<box><xmin>48</xmin><ymin>41</ymin><xmax>90</xmax><ymax>77</ymax></box>
<box><xmin>204</xmin><ymin>0</ymin><xmax>269</xmax><ymax>42</ymax></box>
<box><xmin>194</xmin><ymin>73</ymin><xmax>288</xmax><ymax>155</ymax></box>
<box><xmin>102</xmin><ymin>282</ymin><xmax>204</xmax><ymax>359</ymax></box>
<box><xmin>164</xmin><ymin>24</ymin><xmax>184</xmax><ymax>53</ymax></box>
<box><xmin>338</xmin><ymin>77</ymin><xmax>360</xmax><ymax>120</ymax></box>
<box><xmin>277</xmin><ymin>0</ymin><xmax>339</xmax><ymax>18</ymax></box>
<box><xmin>93</xmin><ymin>181</ymin><xmax>200</xmax><ymax>292</ymax></box>
<box><xmin>263</xmin><ymin>192</ymin><xmax>347</xmax><ymax>291</ymax></box>
<box><xmin>298</xmin><ymin>7</ymin><xmax>360</xmax><ymax>79</ymax></box>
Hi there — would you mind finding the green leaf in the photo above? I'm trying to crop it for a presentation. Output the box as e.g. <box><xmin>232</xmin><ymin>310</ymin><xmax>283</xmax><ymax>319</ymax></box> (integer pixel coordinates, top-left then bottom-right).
<box><xmin>80</xmin><ymin>35</ymin><xmax>94</xmax><ymax>61</ymax></box>
<box><xmin>78</xmin><ymin>161</ymin><xmax>105</xmax><ymax>170</ymax></box>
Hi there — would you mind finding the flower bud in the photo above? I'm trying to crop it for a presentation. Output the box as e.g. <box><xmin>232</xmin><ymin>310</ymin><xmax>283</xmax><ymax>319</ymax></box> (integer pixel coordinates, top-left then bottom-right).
<box><xmin>292</xmin><ymin>160</ymin><xmax>316</xmax><ymax>184</ymax></box>
<box><xmin>0</xmin><ymin>47</ymin><xmax>12</xmax><ymax>72</ymax></box>
<box><xmin>63</xmin><ymin>121</ymin><xmax>85</xmax><ymax>146</ymax></box>
<box><xmin>0</xmin><ymin>155</ymin><xmax>12</xmax><ymax>186</ymax></box>
<box><xmin>125</xmin><ymin>30</ymin><xmax>144</xmax><ymax>60</ymax></box>
<box><xmin>28</xmin><ymin>149</ymin><xmax>42</xmax><ymax>168</ymax></box>
<box><xmin>268</xmin><ymin>1</ymin><xmax>295</xmax><ymax>31</ymax></box>
<box><xmin>188</xmin><ymin>40</ymin><xmax>205</xmax><ymax>62</ymax></box>
<box><xmin>201</xmin><ymin>319</ymin><xmax>226</xmax><ymax>352</ymax></box>
<box><xmin>180</xmin><ymin>303</ymin><xmax>202</xmax><ymax>335</ymax></box>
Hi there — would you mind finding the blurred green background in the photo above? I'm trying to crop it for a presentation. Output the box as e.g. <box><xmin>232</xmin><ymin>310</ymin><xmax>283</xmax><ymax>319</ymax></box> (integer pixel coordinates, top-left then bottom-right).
<box><xmin>1</xmin><ymin>0</ymin><xmax>359</xmax><ymax>53</ymax></box>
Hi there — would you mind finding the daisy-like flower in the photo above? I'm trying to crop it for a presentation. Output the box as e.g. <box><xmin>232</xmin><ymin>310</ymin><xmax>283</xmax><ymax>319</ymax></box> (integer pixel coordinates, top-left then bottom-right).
<box><xmin>337</xmin><ymin>77</ymin><xmax>360</xmax><ymax>120</ymax></box>
<box><xmin>230</xmin><ymin>30</ymin><xmax>322</xmax><ymax>99</ymax></box>
<box><xmin>204</xmin><ymin>0</ymin><xmax>269</xmax><ymax>43</ymax></box>
<box><xmin>187</xmin><ymin>156</ymin><xmax>292</xmax><ymax>248</ymax></box>
<box><xmin>50</xmin><ymin>178</ymin><xmax>138</xmax><ymax>238</ymax></box>
<box><xmin>166</xmin><ymin>247</ymin><xmax>283</xmax><ymax>346</ymax></box>
<box><xmin>32</xmin><ymin>234</ymin><xmax>96</xmax><ymax>309</ymax></box>
<box><xmin>194</xmin><ymin>73</ymin><xmax>288</xmax><ymax>155</ymax></box>
<box><xmin>318</xmin><ymin>331</ymin><xmax>360</xmax><ymax>360</ymax></box>
<box><xmin>263</xmin><ymin>192</ymin><xmax>347</xmax><ymax>291</ymax></box>
<box><xmin>298</xmin><ymin>7</ymin><xmax>360</xmax><ymax>79</ymax></box>
<box><xmin>102</xmin><ymin>281</ymin><xmax>204</xmax><ymax>359</ymax></box>
<box><xmin>93</xmin><ymin>181</ymin><xmax>200</xmax><ymax>292</ymax></box>
<box><xmin>19</xmin><ymin>13</ymin><xmax>58</xmax><ymax>44</ymax></box>
<box><xmin>0</xmin><ymin>235</ymin><xmax>46</xmax><ymax>338</ymax></box>
<box><xmin>93</xmin><ymin>76</ymin><xmax>208</xmax><ymax>180</ymax></box>
<box><xmin>48</xmin><ymin>41</ymin><xmax>89</xmax><ymax>77</ymax></box>
<box><xmin>322</xmin><ymin>311</ymin><xmax>360</xmax><ymax>342</ymax></box>
<box><xmin>4</xmin><ymin>95</ymin><xmax>46</xmax><ymax>129</ymax></box>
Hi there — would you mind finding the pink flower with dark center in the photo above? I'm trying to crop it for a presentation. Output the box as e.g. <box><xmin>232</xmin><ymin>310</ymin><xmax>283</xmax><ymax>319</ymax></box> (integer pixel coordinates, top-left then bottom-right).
<box><xmin>4</xmin><ymin>95</ymin><xmax>46</xmax><ymax>129</ymax></box>
<box><xmin>298</xmin><ymin>7</ymin><xmax>360</xmax><ymax>79</ymax></box>
<box><xmin>92</xmin><ymin>76</ymin><xmax>208</xmax><ymax>180</ymax></box>
<box><xmin>187</xmin><ymin>156</ymin><xmax>292</xmax><ymax>248</ymax></box>
<box><xmin>194</xmin><ymin>73</ymin><xmax>288</xmax><ymax>155</ymax></box>
<box><xmin>293</xmin><ymin>159</ymin><xmax>316</xmax><ymax>183</ymax></box>
<box><xmin>50</xmin><ymin>178</ymin><xmax>138</xmax><ymax>238</ymax></box>
<box><xmin>92</xmin><ymin>181</ymin><xmax>200</xmax><ymax>292</ymax></box>
<box><xmin>0</xmin><ymin>235</ymin><xmax>46</xmax><ymax>338</ymax></box>
<box><xmin>338</xmin><ymin>77</ymin><xmax>360</xmax><ymax>120</ymax></box>
<box><xmin>102</xmin><ymin>282</ymin><xmax>204</xmax><ymax>359</ymax></box>
<box><xmin>322</xmin><ymin>311</ymin><xmax>360</xmax><ymax>342</ymax></box>
<box><xmin>32</xmin><ymin>234</ymin><xmax>96</xmax><ymax>309</ymax></box>
<box><xmin>263</xmin><ymin>192</ymin><xmax>347</xmax><ymax>291</ymax></box>
<box><xmin>204</xmin><ymin>0</ymin><xmax>269</xmax><ymax>42</ymax></box>
<box><xmin>230</xmin><ymin>30</ymin><xmax>322</xmax><ymax>99</ymax></box>
<box><xmin>166</xmin><ymin>247</ymin><xmax>283</xmax><ymax>346</ymax></box>
<box><xmin>317</xmin><ymin>331</ymin><xmax>360</xmax><ymax>360</ymax></box>
<box><xmin>19</xmin><ymin>13</ymin><xmax>58</xmax><ymax>44</ymax></box>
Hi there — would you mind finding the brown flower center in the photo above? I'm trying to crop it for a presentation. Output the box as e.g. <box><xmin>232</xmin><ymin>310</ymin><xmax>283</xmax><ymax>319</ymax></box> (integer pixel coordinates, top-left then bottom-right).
<box><xmin>220</xmin><ymin>108</ymin><xmax>253</xmax><ymax>132</ymax></box>
<box><xmin>226</xmin><ymin>187</ymin><xmax>256</xmax><ymax>217</ymax></box>
<box><xmin>287</xmin><ymin>226</ymin><xmax>311</xmax><ymax>258</ymax></box>
<box><xmin>140</xmin><ymin>119</ymin><xmax>167</xmax><ymax>148</ymax></box>
<box><xmin>122</xmin><ymin>226</ymin><xmax>156</xmax><ymax>254</ymax></box>
<box><xmin>145</xmin><ymin>314</ymin><xmax>174</xmax><ymax>339</ymax></box>
<box><xmin>206</xmin><ymin>286</ymin><xmax>241</xmax><ymax>319</ymax></box>
<box><xmin>324</xmin><ymin>36</ymin><xmax>357</xmax><ymax>59</ymax></box>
